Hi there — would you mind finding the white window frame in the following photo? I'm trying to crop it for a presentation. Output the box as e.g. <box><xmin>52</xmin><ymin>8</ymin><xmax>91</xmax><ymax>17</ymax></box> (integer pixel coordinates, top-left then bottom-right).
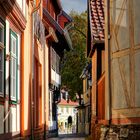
<box><xmin>10</xmin><ymin>30</ymin><xmax>18</xmax><ymax>102</ymax></box>
<box><xmin>0</xmin><ymin>20</ymin><xmax>5</xmax><ymax>96</ymax></box>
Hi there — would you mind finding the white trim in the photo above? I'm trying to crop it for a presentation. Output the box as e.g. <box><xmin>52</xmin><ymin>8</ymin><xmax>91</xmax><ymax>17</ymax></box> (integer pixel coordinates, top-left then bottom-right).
<box><xmin>6</xmin><ymin>20</ymin><xmax>10</xmax><ymax>95</ymax></box>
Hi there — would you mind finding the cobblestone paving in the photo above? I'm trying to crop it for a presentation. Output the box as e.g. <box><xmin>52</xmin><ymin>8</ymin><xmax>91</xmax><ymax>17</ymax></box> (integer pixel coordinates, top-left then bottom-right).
<box><xmin>48</xmin><ymin>138</ymin><xmax>85</xmax><ymax>140</ymax></box>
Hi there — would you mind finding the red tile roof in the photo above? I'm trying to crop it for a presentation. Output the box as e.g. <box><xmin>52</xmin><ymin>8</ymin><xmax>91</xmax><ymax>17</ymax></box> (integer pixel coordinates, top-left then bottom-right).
<box><xmin>58</xmin><ymin>98</ymin><xmax>78</xmax><ymax>106</ymax></box>
<box><xmin>90</xmin><ymin>0</ymin><xmax>105</xmax><ymax>41</ymax></box>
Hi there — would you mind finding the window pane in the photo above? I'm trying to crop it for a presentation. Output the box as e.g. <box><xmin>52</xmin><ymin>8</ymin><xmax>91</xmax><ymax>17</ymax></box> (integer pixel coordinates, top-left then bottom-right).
<box><xmin>11</xmin><ymin>57</ymin><xmax>16</xmax><ymax>99</ymax></box>
<box><xmin>0</xmin><ymin>50</ymin><xmax>4</xmax><ymax>70</ymax></box>
<box><xmin>11</xmin><ymin>77</ymin><xmax>13</xmax><ymax>96</ymax></box>
<box><xmin>13</xmin><ymin>58</ymin><xmax>16</xmax><ymax>78</ymax></box>
<box><xmin>0</xmin><ymin>24</ymin><xmax>4</xmax><ymax>45</ymax></box>
<box><xmin>10</xmin><ymin>31</ymin><xmax>17</xmax><ymax>100</ymax></box>
<box><xmin>11</xmin><ymin>58</ymin><xmax>13</xmax><ymax>76</ymax></box>
<box><xmin>0</xmin><ymin>49</ymin><xmax>4</xmax><ymax>93</ymax></box>
<box><xmin>11</xmin><ymin>34</ymin><xmax>16</xmax><ymax>55</ymax></box>
<box><xmin>13</xmin><ymin>78</ymin><xmax>16</xmax><ymax>97</ymax></box>
<box><xmin>0</xmin><ymin>71</ymin><xmax>3</xmax><ymax>93</ymax></box>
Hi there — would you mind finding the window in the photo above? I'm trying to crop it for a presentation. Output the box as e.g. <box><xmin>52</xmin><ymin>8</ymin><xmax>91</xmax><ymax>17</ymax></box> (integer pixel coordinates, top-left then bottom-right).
<box><xmin>51</xmin><ymin>48</ymin><xmax>56</xmax><ymax>70</ymax></box>
<box><xmin>56</xmin><ymin>54</ymin><xmax>60</xmax><ymax>74</ymax></box>
<box><xmin>61</xmin><ymin>107</ymin><xmax>64</xmax><ymax>113</ymax></box>
<box><xmin>97</xmin><ymin>47</ymin><xmax>105</xmax><ymax>80</ymax></box>
<box><xmin>0</xmin><ymin>49</ymin><xmax>4</xmax><ymax>95</ymax></box>
<box><xmin>66</xmin><ymin>107</ymin><xmax>69</xmax><ymax>113</ymax></box>
<box><xmin>10</xmin><ymin>30</ymin><xmax>18</xmax><ymax>101</ymax></box>
<box><xmin>0</xmin><ymin>22</ymin><xmax>4</xmax><ymax>48</ymax></box>
<box><xmin>0</xmin><ymin>20</ymin><xmax>5</xmax><ymax>96</ymax></box>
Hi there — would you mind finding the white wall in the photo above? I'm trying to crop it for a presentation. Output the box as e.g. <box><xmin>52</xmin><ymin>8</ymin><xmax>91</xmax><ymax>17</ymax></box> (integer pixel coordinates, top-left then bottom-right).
<box><xmin>51</xmin><ymin>68</ymin><xmax>61</xmax><ymax>86</ymax></box>
<box><xmin>4</xmin><ymin>20</ymin><xmax>20</xmax><ymax>134</ymax></box>
<box><xmin>16</xmin><ymin>0</ymin><xmax>26</xmax><ymax>15</ymax></box>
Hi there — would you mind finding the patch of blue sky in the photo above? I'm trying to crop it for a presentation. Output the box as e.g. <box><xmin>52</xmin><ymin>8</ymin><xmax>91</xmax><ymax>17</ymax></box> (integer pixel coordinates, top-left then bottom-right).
<box><xmin>60</xmin><ymin>0</ymin><xmax>87</xmax><ymax>14</ymax></box>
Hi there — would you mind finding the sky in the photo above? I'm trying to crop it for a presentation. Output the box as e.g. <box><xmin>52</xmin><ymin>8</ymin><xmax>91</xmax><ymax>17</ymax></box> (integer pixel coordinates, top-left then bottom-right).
<box><xmin>60</xmin><ymin>0</ymin><xmax>87</xmax><ymax>14</ymax></box>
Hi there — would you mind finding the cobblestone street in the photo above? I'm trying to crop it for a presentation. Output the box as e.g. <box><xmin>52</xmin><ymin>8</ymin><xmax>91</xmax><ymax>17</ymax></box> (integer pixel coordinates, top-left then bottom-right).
<box><xmin>48</xmin><ymin>134</ymin><xmax>85</xmax><ymax>140</ymax></box>
<box><xmin>48</xmin><ymin>138</ymin><xmax>85</xmax><ymax>140</ymax></box>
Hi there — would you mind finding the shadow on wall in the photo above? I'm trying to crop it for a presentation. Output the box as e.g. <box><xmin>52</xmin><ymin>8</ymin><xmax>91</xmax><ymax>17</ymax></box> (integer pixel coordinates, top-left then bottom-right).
<box><xmin>0</xmin><ymin>0</ymin><xmax>16</xmax><ymax>18</ymax></box>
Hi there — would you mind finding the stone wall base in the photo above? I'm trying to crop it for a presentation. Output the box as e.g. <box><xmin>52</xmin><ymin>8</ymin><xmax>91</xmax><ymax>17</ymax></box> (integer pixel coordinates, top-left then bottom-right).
<box><xmin>91</xmin><ymin>124</ymin><xmax>140</xmax><ymax>140</ymax></box>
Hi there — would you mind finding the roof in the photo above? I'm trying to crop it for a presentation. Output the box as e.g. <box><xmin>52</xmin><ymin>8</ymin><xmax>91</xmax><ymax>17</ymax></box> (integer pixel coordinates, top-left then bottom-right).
<box><xmin>89</xmin><ymin>0</ymin><xmax>105</xmax><ymax>41</ymax></box>
<box><xmin>43</xmin><ymin>9</ymin><xmax>64</xmax><ymax>34</ymax></box>
<box><xmin>58</xmin><ymin>98</ymin><xmax>78</xmax><ymax>106</ymax></box>
<box><xmin>43</xmin><ymin>9</ymin><xmax>72</xmax><ymax>51</ymax></box>
<box><xmin>58</xmin><ymin>10</ymin><xmax>73</xmax><ymax>23</ymax></box>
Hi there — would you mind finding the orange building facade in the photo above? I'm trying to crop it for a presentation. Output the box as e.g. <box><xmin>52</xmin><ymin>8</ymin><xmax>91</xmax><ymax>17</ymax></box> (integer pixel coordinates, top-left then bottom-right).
<box><xmin>0</xmin><ymin>0</ymin><xmax>72</xmax><ymax>139</ymax></box>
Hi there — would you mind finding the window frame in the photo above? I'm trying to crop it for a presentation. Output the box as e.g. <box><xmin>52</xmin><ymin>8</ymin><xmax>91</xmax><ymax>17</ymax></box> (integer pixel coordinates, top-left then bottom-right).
<box><xmin>0</xmin><ymin>18</ymin><xmax>5</xmax><ymax>97</ymax></box>
<box><xmin>10</xmin><ymin>30</ymin><xmax>18</xmax><ymax>103</ymax></box>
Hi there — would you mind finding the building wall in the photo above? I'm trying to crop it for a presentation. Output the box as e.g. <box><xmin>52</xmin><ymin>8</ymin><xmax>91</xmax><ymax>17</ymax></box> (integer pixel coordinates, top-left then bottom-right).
<box><xmin>0</xmin><ymin>3</ymin><xmax>22</xmax><ymax>138</ymax></box>
<box><xmin>58</xmin><ymin>105</ymin><xmax>77</xmax><ymax>134</ymax></box>
<box><xmin>109</xmin><ymin>0</ymin><xmax>140</xmax><ymax>123</ymax></box>
<box><xmin>21</xmin><ymin>3</ymin><xmax>31</xmax><ymax>135</ymax></box>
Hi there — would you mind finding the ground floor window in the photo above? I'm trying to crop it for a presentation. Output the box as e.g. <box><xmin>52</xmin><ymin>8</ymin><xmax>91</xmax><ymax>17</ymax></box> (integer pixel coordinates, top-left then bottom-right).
<box><xmin>10</xmin><ymin>30</ymin><xmax>18</xmax><ymax>101</ymax></box>
<box><xmin>0</xmin><ymin>19</ymin><xmax>5</xmax><ymax>96</ymax></box>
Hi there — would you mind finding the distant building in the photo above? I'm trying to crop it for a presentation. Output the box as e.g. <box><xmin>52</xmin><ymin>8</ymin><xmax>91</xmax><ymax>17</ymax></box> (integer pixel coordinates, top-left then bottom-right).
<box><xmin>57</xmin><ymin>90</ymin><xmax>78</xmax><ymax>134</ymax></box>
<box><xmin>78</xmin><ymin>62</ymin><xmax>91</xmax><ymax>135</ymax></box>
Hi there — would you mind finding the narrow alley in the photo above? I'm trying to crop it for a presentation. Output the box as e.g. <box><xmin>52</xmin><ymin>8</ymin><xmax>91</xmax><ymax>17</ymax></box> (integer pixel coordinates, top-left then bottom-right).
<box><xmin>48</xmin><ymin>138</ymin><xmax>84</xmax><ymax>140</ymax></box>
<box><xmin>48</xmin><ymin>134</ymin><xmax>85</xmax><ymax>140</ymax></box>
<box><xmin>1</xmin><ymin>0</ymin><xmax>140</xmax><ymax>140</ymax></box>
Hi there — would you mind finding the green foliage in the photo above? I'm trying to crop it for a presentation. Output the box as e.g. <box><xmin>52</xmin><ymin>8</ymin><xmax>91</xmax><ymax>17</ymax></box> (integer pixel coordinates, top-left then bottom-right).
<box><xmin>61</xmin><ymin>11</ymin><xmax>88</xmax><ymax>100</ymax></box>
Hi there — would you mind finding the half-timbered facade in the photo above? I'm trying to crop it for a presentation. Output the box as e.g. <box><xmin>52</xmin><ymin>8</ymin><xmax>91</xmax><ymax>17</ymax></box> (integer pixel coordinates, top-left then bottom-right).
<box><xmin>0</xmin><ymin>0</ymin><xmax>26</xmax><ymax>139</ymax></box>
<box><xmin>88</xmin><ymin>0</ymin><xmax>140</xmax><ymax>139</ymax></box>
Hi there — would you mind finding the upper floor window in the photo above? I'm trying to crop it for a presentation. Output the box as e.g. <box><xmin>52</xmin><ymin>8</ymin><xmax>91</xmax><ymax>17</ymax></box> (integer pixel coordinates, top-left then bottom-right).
<box><xmin>56</xmin><ymin>54</ymin><xmax>60</xmax><ymax>74</ymax></box>
<box><xmin>51</xmin><ymin>48</ymin><xmax>60</xmax><ymax>74</ymax></box>
<box><xmin>66</xmin><ymin>107</ymin><xmax>69</xmax><ymax>113</ymax></box>
<box><xmin>0</xmin><ymin>22</ymin><xmax>4</xmax><ymax>48</ymax></box>
<box><xmin>51</xmin><ymin>48</ymin><xmax>56</xmax><ymax>70</ymax></box>
<box><xmin>0</xmin><ymin>20</ymin><xmax>5</xmax><ymax>96</ymax></box>
<box><xmin>10</xmin><ymin>30</ymin><xmax>18</xmax><ymax>102</ymax></box>
<box><xmin>16</xmin><ymin>0</ymin><xmax>26</xmax><ymax>16</ymax></box>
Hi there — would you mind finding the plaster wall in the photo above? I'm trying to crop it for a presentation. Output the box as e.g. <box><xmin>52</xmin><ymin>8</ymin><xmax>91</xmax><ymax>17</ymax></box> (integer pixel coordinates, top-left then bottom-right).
<box><xmin>22</xmin><ymin>3</ymin><xmax>32</xmax><ymax>131</ymax></box>
<box><xmin>109</xmin><ymin>0</ymin><xmax>140</xmax><ymax>119</ymax></box>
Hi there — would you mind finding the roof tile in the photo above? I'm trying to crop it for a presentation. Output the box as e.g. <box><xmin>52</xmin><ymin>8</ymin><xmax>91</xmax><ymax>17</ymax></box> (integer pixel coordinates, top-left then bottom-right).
<box><xmin>90</xmin><ymin>0</ymin><xmax>105</xmax><ymax>41</ymax></box>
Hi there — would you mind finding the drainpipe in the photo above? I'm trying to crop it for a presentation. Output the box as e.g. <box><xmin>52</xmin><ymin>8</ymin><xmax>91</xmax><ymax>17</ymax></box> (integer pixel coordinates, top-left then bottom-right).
<box><xmin>105</xmin><ymin>0</ymin><xmax>111</xmax><ymax>124</ymax></box>
<box><xmin>43</xmin><ymin>43</ymin><xmax>46</xmax><ymax>140</ymax></box>
<box><xmin>30</xmin><ymin>0</ymin><xmax>41</xmax><ymax>139</ymax></box>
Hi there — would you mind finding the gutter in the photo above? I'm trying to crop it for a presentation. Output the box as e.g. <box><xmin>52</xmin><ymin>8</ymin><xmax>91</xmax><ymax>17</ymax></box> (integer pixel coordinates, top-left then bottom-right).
<box><xmin>43</xmin><ymin>9</ymin><xmax>73</xmax><ymax>50</ymax></box>
<box><xmin>30</xmin><ymin>0</ymin><xmax>41</xmax><ymax>139</ymax></box>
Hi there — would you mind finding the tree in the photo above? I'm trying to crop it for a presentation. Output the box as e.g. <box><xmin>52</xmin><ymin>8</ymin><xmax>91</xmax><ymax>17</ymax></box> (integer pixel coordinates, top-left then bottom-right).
<box><xmin>61</xmin><ymin>11</ymin><xmax>88</xmax><ymax>100</ymax></box>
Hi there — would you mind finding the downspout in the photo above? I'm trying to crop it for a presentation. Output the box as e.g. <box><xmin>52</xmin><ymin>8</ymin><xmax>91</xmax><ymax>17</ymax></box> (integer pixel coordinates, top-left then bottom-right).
<box><xmin>43</xmin><ymin>44</ymin><xmax>46</xmax><ymax>140</ymax></box>
<box><xmin>105</xmin><ymin>0</ymin><xmax>111</xmax><ymax>124</ymax></box>
<box><xmin>30</xmin><ymin>0</ymin><xmax>41</xmax><ymax>139</ymax></box>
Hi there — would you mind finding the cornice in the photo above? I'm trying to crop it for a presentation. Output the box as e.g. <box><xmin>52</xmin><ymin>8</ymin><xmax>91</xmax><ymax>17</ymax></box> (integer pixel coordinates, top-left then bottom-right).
<box><xmin>1</xmin><ymin>0</ymin><xmax>26</xmax><ymax>32</ymax></box>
